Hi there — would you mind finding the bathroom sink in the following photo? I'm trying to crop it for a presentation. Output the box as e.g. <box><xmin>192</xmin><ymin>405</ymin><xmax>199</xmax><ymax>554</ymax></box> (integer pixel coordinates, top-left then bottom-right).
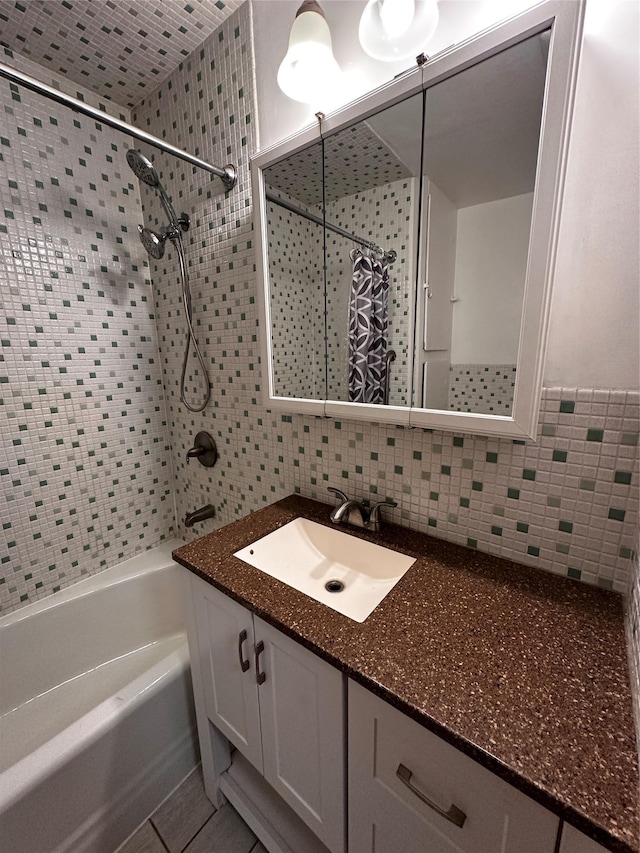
<box><xmin>233</xmin><ymin>517</ymin><xmax>416</xmax><ymax>622</ymax></box>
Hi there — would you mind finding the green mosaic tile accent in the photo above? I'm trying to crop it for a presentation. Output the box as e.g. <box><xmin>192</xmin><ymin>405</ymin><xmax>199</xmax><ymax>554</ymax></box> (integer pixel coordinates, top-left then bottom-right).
<box><xmin>587</xmin><ymin>428</ymin><xmax>604</xmax><ymax>442</ymax></box>
<box><xmin>552</xmin><ymin>449</ymin><xmax>567</xmax><ymax>462</ymax></box>
<box><xmin>614</xmin><ymin>471</ymin><xmax>632</xmax><ymax>485</ymax></box>
<box><xmin>560</xmin><ymin>400</ymin><xmax>575</xmax><ymax>413</ymax></box>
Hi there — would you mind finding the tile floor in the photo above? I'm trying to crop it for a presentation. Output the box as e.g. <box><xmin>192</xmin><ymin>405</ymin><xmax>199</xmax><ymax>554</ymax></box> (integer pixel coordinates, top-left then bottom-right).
<box><xmin>117</xmin><ymin>765</ymin><xmax>266</xmax><ymax>853</ymax></box>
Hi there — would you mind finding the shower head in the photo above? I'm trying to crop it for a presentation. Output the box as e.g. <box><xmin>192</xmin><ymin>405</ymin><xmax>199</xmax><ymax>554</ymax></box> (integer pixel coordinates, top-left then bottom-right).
<box><xmin>138</xmin><ymin>224</ymin><xmax>175</xmax><ymax>259</ymax></box>
<box><xmin>126</xmin><ymin>149</ymin><xmax>160</xmax><ymax>188</ymax></box>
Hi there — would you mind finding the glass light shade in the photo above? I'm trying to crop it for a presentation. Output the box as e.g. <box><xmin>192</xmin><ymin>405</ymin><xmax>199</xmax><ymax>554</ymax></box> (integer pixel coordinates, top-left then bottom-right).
<box><xmin>277</xmin><ymin>2</ymin><xmax>342</xmax><ymax>105</ymax></box>
<box><xmin>359</xmin><ymin>0</ymin><xmax>439</xmax><ymax>62</ymax></box>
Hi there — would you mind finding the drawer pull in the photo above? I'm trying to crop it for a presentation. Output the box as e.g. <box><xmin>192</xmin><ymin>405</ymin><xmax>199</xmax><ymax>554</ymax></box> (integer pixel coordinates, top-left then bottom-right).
<box><xmin>255</xmin><ymin>640</ymin><xmax>266</xmax><ymax>684</ymax></box>
<box><xmin>396</xmin><ymin>764</ymin><xmax>467</xmax><ymax>828</ymax></box>
<box><xmin>238</xmin><ymin>629</ymin><xmax>250</xmax><ymax>672</ymax></box>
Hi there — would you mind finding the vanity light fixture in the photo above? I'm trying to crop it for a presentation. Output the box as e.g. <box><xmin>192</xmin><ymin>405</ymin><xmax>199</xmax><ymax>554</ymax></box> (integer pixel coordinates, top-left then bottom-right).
<box><xmin>359</xmin><ymin>0</ymin><xmax>439</xmax><ymax>62</ymax></box>
<box><xmin>277</xmin><ymin>0</ymin><xmax>342</xmax><ymax>105</ymax></box>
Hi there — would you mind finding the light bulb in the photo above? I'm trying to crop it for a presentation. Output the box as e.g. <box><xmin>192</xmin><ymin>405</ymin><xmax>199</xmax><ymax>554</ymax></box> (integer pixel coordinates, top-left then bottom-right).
<box><xmin>380</xmin><ymin>0</ymin><xmax>414</xmax><ymax>39</ymax></box>
<box><xmin>277</xmin><ymin>1</ymin><xmax>342</xmax><ymax>105</ymax></box>
<box><xmin>359</xmin><ymin>0</ymin><xmax>439</xmax><ymax>62</ymax></box>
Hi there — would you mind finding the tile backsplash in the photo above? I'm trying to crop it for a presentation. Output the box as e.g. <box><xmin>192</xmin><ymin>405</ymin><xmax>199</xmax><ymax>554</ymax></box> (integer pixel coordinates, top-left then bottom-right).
<box><xmin>0</xmin><ymin>50</ymin><xmax>174</xmax><ymax>613</ymax></box>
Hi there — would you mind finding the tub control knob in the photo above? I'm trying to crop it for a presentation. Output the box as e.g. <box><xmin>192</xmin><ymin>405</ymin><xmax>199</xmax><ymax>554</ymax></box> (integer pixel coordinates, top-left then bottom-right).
<box><xmin>186</xmin><ymin>431</ymin><xmax>218</xmax><ymax>468</ymax></box>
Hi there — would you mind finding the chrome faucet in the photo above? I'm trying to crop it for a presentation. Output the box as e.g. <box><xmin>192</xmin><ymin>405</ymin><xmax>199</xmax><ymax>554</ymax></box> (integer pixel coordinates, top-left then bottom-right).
<box><xmin>327</xmin><ymin>487</ymin><xmax>397</xmax><ymax>533</ymax></box>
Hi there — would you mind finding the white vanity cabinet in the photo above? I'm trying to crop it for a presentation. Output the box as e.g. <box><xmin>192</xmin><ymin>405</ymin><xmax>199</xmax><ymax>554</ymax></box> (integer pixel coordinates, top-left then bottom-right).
<box><xmin>188</xmin><ymin>573</ymin><xmax>345</xmax><ymax>853</ymax></box>
<box><xmin>348</xmin><ymin>680</ymin><xmax>560</xmax><ymax>853</ymax></box>
<box><xmin>559</xmin><ymin>825</ymin><xmax>611</xmax><ymax>853</ymax></box>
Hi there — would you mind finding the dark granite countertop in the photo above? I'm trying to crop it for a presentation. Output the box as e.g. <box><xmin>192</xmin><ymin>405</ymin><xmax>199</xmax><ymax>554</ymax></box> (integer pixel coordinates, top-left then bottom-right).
<box><xmin>173</xmin><ymin>495</ymin><xmax>639</xmax><ymax>853</ymax></box>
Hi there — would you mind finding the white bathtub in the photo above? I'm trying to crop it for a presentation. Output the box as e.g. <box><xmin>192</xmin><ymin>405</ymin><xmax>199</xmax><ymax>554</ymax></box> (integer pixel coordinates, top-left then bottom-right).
<box><xmin>0</xmin><ymin>540</ymin><xmax>199</xmax><ymax>853</ymax></box>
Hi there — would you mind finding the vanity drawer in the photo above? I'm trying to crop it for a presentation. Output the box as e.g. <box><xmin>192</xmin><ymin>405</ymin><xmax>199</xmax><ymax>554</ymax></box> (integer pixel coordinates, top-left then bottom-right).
<box><xmin>348</xmin><ymin>680</ymin><xmax>559</xmax><ymax>853</ymax></box>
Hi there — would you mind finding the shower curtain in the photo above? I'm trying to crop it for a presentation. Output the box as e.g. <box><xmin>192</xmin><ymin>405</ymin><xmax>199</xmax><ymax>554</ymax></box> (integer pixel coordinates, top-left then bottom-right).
<box><xmin>348</xmin><ymin>249</ymin><xmax>389</xmax><ymax>404</ymax></box>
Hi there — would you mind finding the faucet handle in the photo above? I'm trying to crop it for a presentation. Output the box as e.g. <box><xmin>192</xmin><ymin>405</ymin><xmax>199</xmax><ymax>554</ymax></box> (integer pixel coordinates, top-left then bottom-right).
<box><xmin>328</xmin><ymin>486</ymin><xmax>349</xmax><ymax>503</ymax></box>
<box><xmin>369</xmin><ymin>498</ymin><xmax>398</xmax><ymax>519</ymax></box>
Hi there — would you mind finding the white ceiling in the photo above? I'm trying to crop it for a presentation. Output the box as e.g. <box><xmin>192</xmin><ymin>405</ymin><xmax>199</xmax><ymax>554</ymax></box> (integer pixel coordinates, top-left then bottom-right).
<box><xmin>0</xmin><ymin>0</ymin><xmax>243</xmax><ymax>109</ymax></box>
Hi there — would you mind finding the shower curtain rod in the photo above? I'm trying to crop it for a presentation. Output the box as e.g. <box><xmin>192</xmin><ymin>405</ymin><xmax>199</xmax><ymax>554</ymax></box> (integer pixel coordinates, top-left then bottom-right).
<box><xmin>266</xmin><ymin>191</ymin><xmax>396</xmax><ymax>264</ymax></box>
<box><xmin>0</xmin><ymin>60</ymin><xmax>236</xmax><ymax>189</ymax></box>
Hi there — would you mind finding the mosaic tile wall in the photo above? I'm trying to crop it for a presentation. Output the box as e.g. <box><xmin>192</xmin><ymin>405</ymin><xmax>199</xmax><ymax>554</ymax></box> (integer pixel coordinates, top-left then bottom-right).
<box><xmin>0</xmin><ymin>0</ymin><xmax>243</xmax><ymax>109</ymax></box>
<box><xmin>129</xmin><ymin>2</ymin><xmax>640</xmax><ymax>600</ymax></box>
<box><xmin>267</xmin><ymin>190</ymin><xmax>325</xmax><ymax>400</ymax></box>
<box><xmin>0</xmin><ymin>50</ymin><xmax>174</xmax><ymax>613</ymax></box>
<box><xmin>449</xmin><ymin>363</ymin><xmax>516</xmax><ymax>414</ymax></box>
<box><xmin>131</xmin><ymin>2</ymin><xmax>270</xmax><ymax>537</ymax></box>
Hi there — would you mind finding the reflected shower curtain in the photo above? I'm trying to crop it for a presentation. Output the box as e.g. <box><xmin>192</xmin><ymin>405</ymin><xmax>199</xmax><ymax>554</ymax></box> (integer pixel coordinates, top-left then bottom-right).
<box><xmin>348</xmin><ymin>250</ymin><xmax>389</xmax><ymax>404</ymax></box>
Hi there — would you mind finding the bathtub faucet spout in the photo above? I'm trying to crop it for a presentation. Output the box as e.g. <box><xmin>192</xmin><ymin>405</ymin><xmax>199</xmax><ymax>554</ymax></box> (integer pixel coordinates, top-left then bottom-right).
<box><xmin>184</xmin><ymin>504</ymin><xmax>215</xmax><ymax>527</ymax></box>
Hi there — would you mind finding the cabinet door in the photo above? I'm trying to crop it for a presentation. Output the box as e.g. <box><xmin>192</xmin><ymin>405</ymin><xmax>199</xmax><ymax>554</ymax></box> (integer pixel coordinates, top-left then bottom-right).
<box><xmin>349</xmin><ymin>680</ymin><xmax>558</xmax><ymax>853</ymax></box>
<box><xmin>256</xmin><ymin>617</ymin><xmax>345</xmax><ymax>853</ymax></box>
<box><xmin>559</xmin><ymin>824</ymin><xmax>611</xmax><ymax>853</ymax></box>
<box><xmin>193</xmin><ymin>579</ymin><xmax>263</xmax><ymax>773</ymax></box>
<box><xmin>351</xmin><ymin>786</ymin><xmax>432</xmax><ymax>853</ymax></box>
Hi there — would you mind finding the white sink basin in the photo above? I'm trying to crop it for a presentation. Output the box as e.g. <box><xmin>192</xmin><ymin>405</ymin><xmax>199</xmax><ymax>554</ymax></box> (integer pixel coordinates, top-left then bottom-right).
<box><xmin>233</xmin><ymin>517</ymin><xmax>416</xmax><ymax>622</ymax></box>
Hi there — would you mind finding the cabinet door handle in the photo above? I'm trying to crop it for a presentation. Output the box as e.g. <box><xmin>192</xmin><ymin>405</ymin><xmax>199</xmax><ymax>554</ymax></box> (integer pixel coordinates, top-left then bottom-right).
<box><xmin>396</xmin><ymin>764</ymin><xmax>466</xmax><ymax>828</ymax></box>
<box><xmin>255</xmin><ymin>640</ymin><xmax>266</xmax><ymax>684</ymax></box>
<box><xmin>237</xmin><ymin>629</ymin><xmax>250</xmax><ymax>673</ymax></box>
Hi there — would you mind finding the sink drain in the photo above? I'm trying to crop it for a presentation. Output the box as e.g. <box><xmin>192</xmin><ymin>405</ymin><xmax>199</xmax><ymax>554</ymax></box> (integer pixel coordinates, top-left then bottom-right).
<box><xmin>325</xmin><ymin>580</ymin><xmax>345</xmax><ymax>593</ymax></box>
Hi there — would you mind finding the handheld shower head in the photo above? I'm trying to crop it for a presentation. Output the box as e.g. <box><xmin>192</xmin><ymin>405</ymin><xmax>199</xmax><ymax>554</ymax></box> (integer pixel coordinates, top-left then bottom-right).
<box><xmin>138</xmin><ymin>224</ymin><xmax>174</xmax><ymax>259</ymax></box>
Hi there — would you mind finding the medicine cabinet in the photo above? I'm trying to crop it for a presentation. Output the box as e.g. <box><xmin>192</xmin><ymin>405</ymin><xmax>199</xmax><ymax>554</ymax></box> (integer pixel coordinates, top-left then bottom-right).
<box><xmin>252</xmin><ymin>0</ymin><xmax>584</xmax><ymax>438</ymax></box>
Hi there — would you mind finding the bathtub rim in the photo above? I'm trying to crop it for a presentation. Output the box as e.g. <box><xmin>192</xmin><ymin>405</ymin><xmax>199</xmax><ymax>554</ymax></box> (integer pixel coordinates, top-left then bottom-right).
<box><xmin>0</xmin><ymin>538</ymin><xmax>185</xmax><ymax>628</ymax></box>
<box><xmin>0</xmin><ymin>538</ymin><xmax>191</xmax><ymax>814</ymax></box>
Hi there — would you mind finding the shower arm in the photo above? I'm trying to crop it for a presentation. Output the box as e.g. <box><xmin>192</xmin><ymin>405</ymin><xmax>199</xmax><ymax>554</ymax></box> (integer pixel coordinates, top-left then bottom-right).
<box><xmin>0</xmin><ymin>60</ymin><xmax>236</xmax><ymax>191</ymax></box>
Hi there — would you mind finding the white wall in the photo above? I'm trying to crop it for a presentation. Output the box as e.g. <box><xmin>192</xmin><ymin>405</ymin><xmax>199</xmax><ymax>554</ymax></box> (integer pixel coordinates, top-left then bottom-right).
<box><xmin>252</xmin><ymin>0</ymin><xmax>639</xmax><ymax>391</ymax></box>
<box><xmin>545</xmin><ymin>0</ymin><xmax>639</xmax><ymax>389</ymax></box>
<box><xmin>451</xmin><ymin>193</ymin><xmax>533</xmax><ymax>364</ymax></box>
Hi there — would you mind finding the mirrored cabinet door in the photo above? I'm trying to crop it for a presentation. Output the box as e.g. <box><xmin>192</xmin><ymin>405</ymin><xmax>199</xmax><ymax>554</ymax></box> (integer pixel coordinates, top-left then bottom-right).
<box><xmin>322</xmin><ymin>93</ymin><xmax>423</xmax><ymax>411</ymax></box>
<box><xmin>414</xmin><ymin>31</ymin><xmax>549</xmax><ymax>417</ymax></box>
<box><xmin>254</xmin><ymin>0</ymin><xmax>584</xmax><ymax>437</ymax></box>
<box><xmin>263</xmin><ymin>140</ymin><xmax>327</xmax><ymax>404</ymax></box>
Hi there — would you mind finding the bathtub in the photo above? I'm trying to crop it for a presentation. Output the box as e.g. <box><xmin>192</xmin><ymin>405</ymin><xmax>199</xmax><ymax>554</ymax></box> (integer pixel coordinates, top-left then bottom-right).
<box><xmin>0</xmin><ymin>540</ymin><xmax>199</xmax><ymax>853</ymax></box>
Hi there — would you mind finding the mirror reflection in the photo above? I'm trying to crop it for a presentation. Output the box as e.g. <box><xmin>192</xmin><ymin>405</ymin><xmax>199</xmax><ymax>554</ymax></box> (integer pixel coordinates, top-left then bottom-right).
<box><xmin>323</xmin><ymin>94</ymin><xmax>422</xmax><ymax>407</ymax></box>
<box><xmin>417</xmin><ymin>31</ymin><xmax>548</xmax><ymax>414</ymax></box>
<box><xmin>264</xmin><ymin>141</ymin><xmax>326</xmax><ymax>400</ymax></box>
<box><xmin>263</xmin><ymin>31</ymin><xmax>549</xmax><ymax>415</ymax></box>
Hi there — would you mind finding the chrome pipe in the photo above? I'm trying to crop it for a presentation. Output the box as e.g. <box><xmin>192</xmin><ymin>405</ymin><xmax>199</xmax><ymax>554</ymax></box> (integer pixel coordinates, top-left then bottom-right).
<box><xmin>0</xmin><ymin>60</ymin><xmax>237</xmax><ymax>189</ymax></box>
